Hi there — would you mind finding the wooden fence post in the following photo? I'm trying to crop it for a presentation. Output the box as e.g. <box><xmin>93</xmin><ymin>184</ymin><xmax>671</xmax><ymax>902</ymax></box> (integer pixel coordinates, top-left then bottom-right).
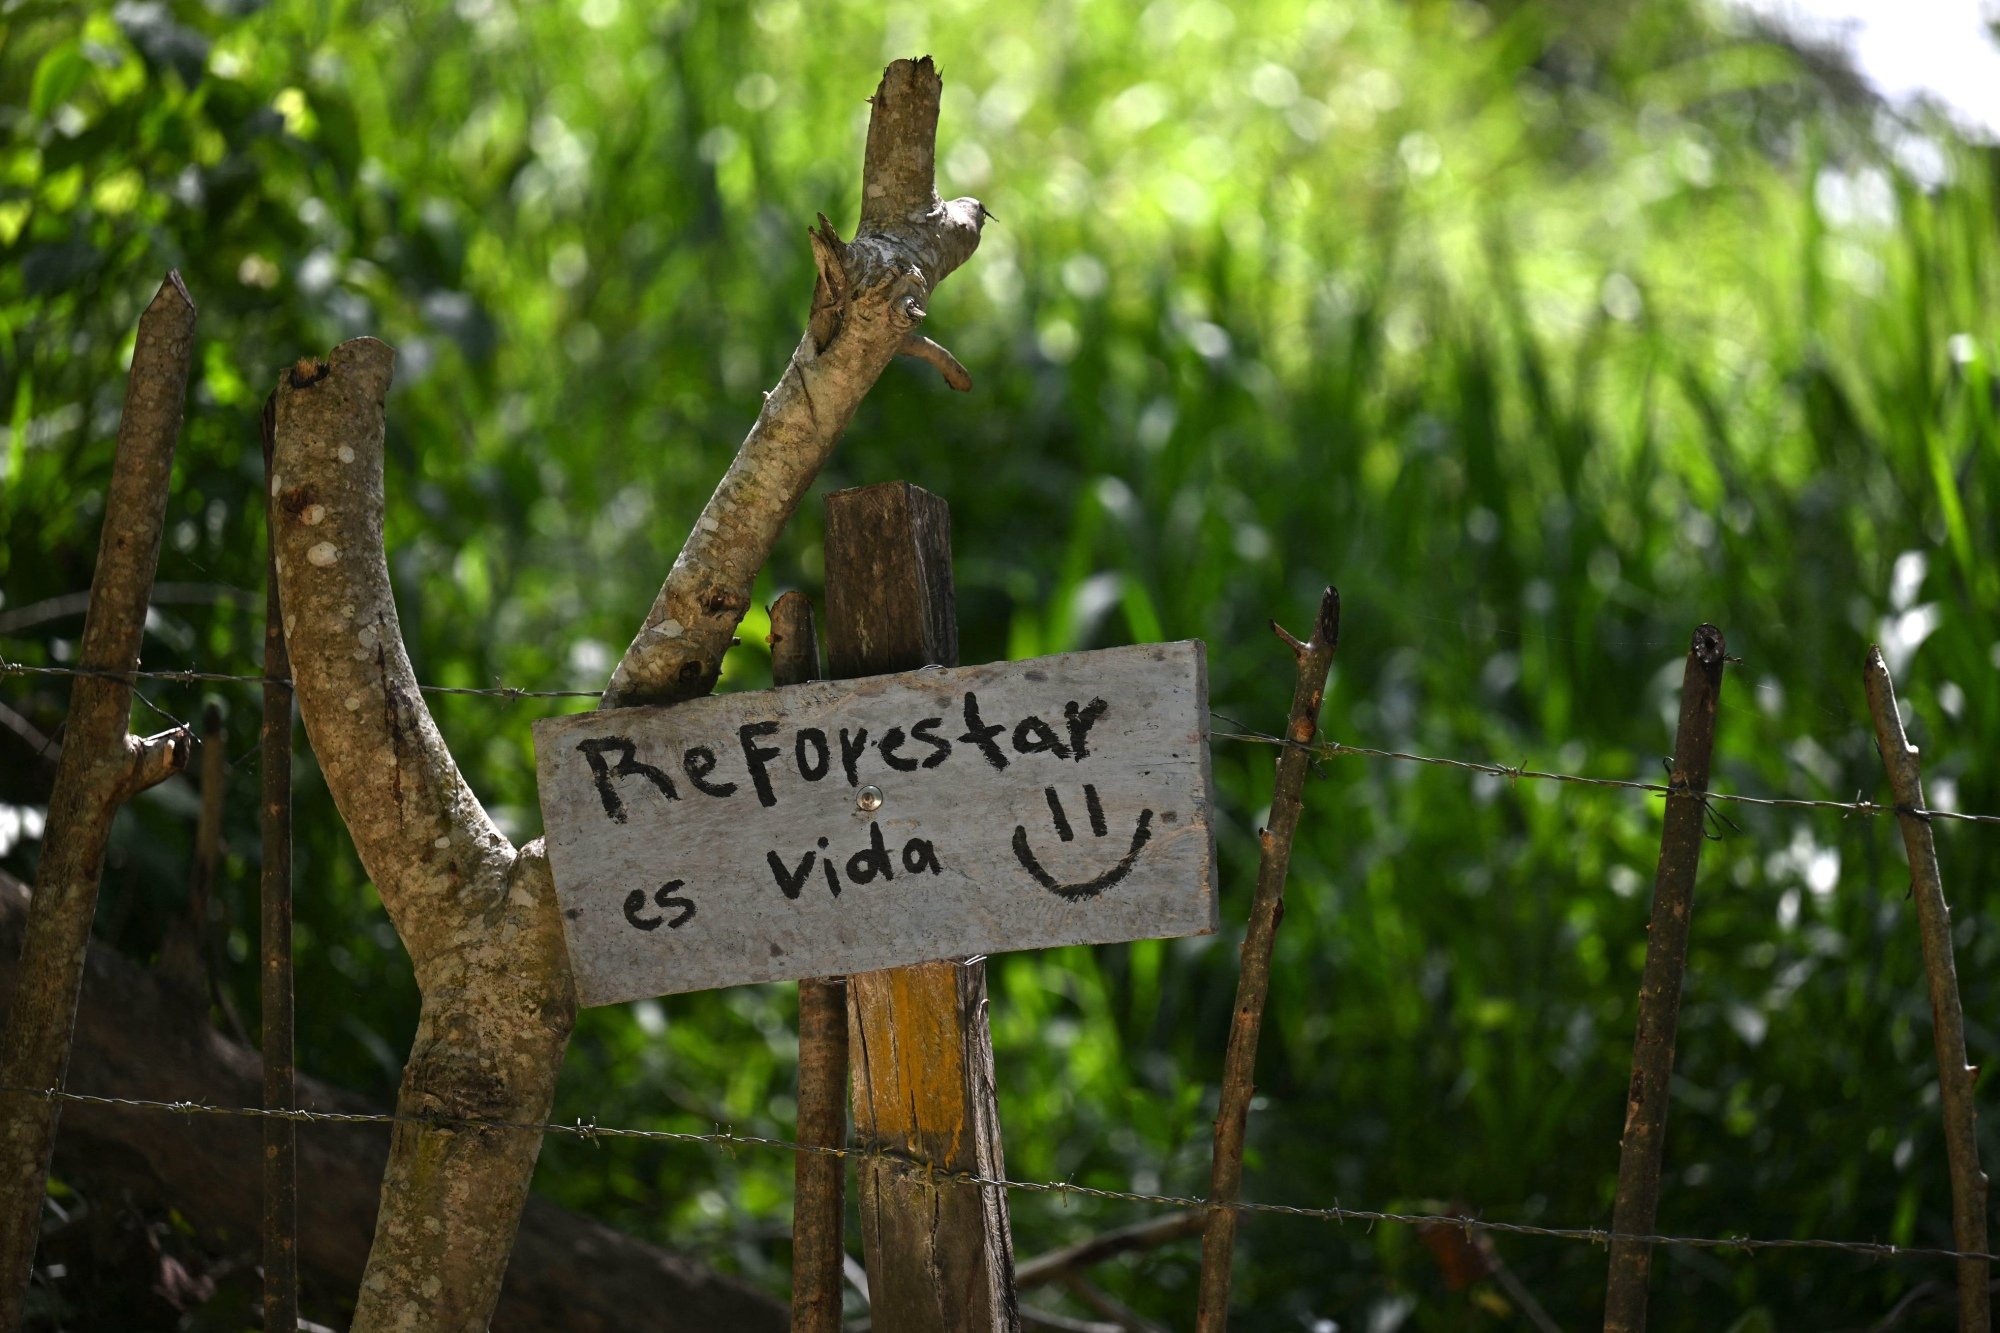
<box><xmin>775</xmin><ymin>591</ymin><xmax>851</xmax><ymax>1333</ymax></box>
<box><xmin>260</xmin><ymin>394</ymin><xmax>300</xmax><ymax>1332</ymax></box>
<box><xmin>1195</xmin><ymin>587</ymin><xmax>1340</xmax><ymax>1332</ymax></box>
<box><xmin>1603</xmin><ymin>623</ymin><xmax>1727</xmax><ymax>1333</ymax></box>
<box><xmin>1865</xmin><ymin>647</ymin><xmax>1990</xmax><ymax>1333</ymax></box>
<box><xmin>822</xmin><ymin>481</ymin><xmax>1019</xmax><ymax>1333</ymax></box>
<box><xmin>0</xmin><ymin>273</ymin><xmax>196</xmax><ymax>1325</ymax></box>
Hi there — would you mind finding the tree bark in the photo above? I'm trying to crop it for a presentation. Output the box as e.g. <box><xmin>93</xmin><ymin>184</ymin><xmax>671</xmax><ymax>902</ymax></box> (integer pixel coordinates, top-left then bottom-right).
<box><xmin>0</xmin><ymin>870</ymin><xmax>787</xmax><ymax>1332</ymax></box>
<box><xmin>268</xmin><ymin>56</ymin><xmax>985</xmax><ymax>1325</ymax></box>
<box><xmin>0</xmin><ymin>273</ymin><xmax>197</xmax><ymax>1327</ymax></box>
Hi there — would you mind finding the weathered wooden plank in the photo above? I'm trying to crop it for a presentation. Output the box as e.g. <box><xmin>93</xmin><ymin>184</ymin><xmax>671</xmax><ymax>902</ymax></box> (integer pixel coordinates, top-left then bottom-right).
<box><xmin>532</xmin><ymin>641</ymin><xmax>1216</xmax><ymax>1006</ymax></box>
<box><xmin>824</xmin><ymin>479</ymin><xmax>957</xmax><ymax>679</ymax></box>
<box><xmin>824</xmin><ymin>480</ymin><xmax>1014</xmax><ymax>1333</ymax></box>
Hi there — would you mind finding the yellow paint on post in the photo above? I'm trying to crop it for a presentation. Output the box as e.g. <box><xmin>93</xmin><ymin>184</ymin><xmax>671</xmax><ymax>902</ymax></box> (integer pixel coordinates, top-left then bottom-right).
<box><xmin>851</xmin><ymin>962</ymin><xmax>971</xmax><ymax>1162</ymax></box>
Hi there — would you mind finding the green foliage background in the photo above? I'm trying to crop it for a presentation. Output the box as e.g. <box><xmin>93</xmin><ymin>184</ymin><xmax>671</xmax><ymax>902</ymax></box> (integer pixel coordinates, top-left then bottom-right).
<box><xmin>3</xmin><ymin>0</ymin><xmax>1998</xmax><ymax>1327</ymax></box>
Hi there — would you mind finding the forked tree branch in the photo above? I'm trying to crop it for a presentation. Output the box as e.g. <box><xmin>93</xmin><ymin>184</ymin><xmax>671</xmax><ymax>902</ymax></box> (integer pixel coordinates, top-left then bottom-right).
<box><xmin>270</xmin><ymin>339</ymin><xmax>575</xmax><ymax>1330</ymax></box>
<box><xmin>600</xmin><ymin>56</ymin><xmax>986</xmax><ymax>708</ymax></box>
<box><xmin>263</xmin><ymin>55</ymin><xmax>983</xmax><ymax>1328</ymax></box>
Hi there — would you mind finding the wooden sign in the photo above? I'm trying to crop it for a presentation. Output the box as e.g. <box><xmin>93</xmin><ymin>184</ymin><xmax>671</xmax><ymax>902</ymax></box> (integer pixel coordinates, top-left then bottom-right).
<box><xmin>533</xmin><ymin>641</ymin><xmax>1217</xmax><ymax>1006</ymax></box>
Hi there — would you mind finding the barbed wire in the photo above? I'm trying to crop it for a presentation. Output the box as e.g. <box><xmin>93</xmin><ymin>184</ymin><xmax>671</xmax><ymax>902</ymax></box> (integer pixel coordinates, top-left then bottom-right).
<box><xmin>1209</xmin><ymin>730</ymin><xmax>2000</xmax><ymax>827</ymax></box>
<box><xmin>0</xmin><ymin>658</ymin><xmax>601</xmax><ymax>700</ymax></box>
<box><xmin>6</xmin><ymin>657</ymin><xmax>1993</xmax><ymax>1275</ymax></box>
<box><xmin>6</xmin><ymin>656</ymin><xmax>1994</xmax><ymax>825</ymax></box>
<box><xmin>4</xmin><ymin>1084</ymin><xmax>1990</xmax><ymax>1267</ymax></box>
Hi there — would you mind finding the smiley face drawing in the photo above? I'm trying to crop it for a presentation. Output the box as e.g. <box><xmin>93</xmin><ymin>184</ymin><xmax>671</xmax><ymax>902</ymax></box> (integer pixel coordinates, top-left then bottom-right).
<box><xmin>1012</xmin><ymin>784</ymin><xmax>1155</xmax><ymax>902</ymax></box>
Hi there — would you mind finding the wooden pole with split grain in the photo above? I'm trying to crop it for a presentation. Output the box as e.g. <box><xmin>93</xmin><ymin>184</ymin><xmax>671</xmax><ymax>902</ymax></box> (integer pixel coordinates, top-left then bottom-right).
<box><xmin>0</xmin><ymin>274</ymin><xmax>197</xmax><ymax>1325</ymax></box>
<box><xmin>776</xmin><ymin>590</ymin><xmax>850</xmax><ymax>1333</ymax></box>
<box><xmin>1195</xmin><ymin>587</ymin><xmax>1340</xmax><ymax>1332</ymax></box>
<box><xmin>260</xmin><ymin>392</ymin><xmax>300</xmax><ymax>1333</ymax></box>
<box><xmin>823</xmin><ymin>481</ymin><xmax>1019</xmax><ymax>1333</ymax></box>
<box><xmin>1603</xmin><ymin>623</ymin><xmax>1727</xmax><ymax>1333</ymax></box>
<box><xmin>1865</xmin><ymin>647</ymin><xmax>1989</xmax><ymax>1333</ymax></box>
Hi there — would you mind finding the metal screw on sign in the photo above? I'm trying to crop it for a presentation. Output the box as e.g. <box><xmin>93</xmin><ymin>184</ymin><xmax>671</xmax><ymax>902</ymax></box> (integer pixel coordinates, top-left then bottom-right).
<box><xmin>857</xmin><ymin>784</ymin><xmax>885</xmax><ymax>812</ymax></box>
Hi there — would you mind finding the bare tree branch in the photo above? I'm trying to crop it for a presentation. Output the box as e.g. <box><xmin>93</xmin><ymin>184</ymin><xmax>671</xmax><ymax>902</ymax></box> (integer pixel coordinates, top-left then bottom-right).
<box><xmin>1015</xmin><ymin>1213</ymin><xmax>1202</xmax><ymax>1289</ymax></box>
<box><xmin>0</xmin><ymin>701</ymin><xmax>59</xmax><ymax>773</ymax></box>
<box><xmin>0</xmin><ymin>272</ymin><xmax>196</xmax><ymax>1327</ymax></box>
<box><xmin>1866</xmin><ymin>647</ymin><xmax>1990</xmax><ymax>1333</ymax></box>
<box><xmin>1196</xmin><ymin>588</ymin><xmax>1340</xmax><ymax>1332</ymax></box>
<box><xmin>600</xmin><ymin>56</ymin><xmax>986</xmax><ymax>708</ymax></box>
<box><xmin>120</xmin><ymin>727</ymin><xmax>193</xmax><ymax>799</ymax></box>
<box><xmin>899</xmin><ymin>333</ymin><xmax>972</xmax><ymax>390</ymax></box>
<box><xmin>0</xmin><ymin>583</ymin><xmax>255</xmax><ymax>637</ymax></box>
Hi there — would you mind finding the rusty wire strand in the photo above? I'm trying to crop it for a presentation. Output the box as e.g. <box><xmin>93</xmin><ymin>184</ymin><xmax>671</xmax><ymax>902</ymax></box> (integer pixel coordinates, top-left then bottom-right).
<box><xmin>1</xmin><ymin>1084</ymin><xmax>1990</xmax><ymax>1267</ymax></box>
<box><xmin>0</xmin><ymin>659</ymin><xmax>602</xmax><ymax>700</ymax></box>
<box><xmin>1208</xmin><ymin>731</ymin><xmax>2000</xmax><ymax>827</ymax></box>
<box><xmin>5</xmin><ymin>657</ymin><xmax>1996</xmax><ymax>1270</ymax></box>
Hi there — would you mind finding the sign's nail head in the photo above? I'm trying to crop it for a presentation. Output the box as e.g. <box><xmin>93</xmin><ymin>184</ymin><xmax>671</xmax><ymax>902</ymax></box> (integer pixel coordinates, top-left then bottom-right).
<box><xmin>857</xmin><ymin>784</ymin><xmax>885</xmax><ymax>813</ymax></box>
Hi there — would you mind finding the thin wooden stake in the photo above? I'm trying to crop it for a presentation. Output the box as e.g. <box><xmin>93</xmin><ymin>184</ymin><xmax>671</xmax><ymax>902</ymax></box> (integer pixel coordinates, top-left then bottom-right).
<box><xmin>260</xmin><ymin>393</ymin><xmax>300</xmax><ymax>1331</ymax></box>
<box><xmin>1603</xmin><ymin>623</ymin><xmax>1727</xmax><ymax>1333</ymax></box>
<box><xmin>190</xmin><ymin>702</ymin><xmax>226</xmax><ymax>920</ymax></box>
<box><xmin>1195</xmin><ymin>586</ymin><xmax>1340</xmax><ymax>1333</ymax></box>
<box><xmin>0</xmin><ymin>273</ymin><xmax>196</xmax><ymax>1325</ymax></box>
<box><xmin>1865</xmin><ymin>647</ymin><xmax>1990</xmax><ymax>1333</ymax></box>
<box><xmin>157</xmin><ymin>702</ymin><xmax>248</xmax><ymax>1045</ymax></box>
<box><xmin>776</xmin><ymin>590</ymin><xmax>849</xmax><ymax>1333</ymax></box>
<box><xmin>824</xmin><ymin>481</ymin><xmax>1018</xmax><ymax>1333</ymax></box>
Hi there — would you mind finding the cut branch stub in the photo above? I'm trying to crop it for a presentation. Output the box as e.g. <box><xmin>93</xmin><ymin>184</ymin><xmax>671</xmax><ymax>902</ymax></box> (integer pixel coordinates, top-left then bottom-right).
<box><xmin>861</xmin><ymin>56</ymin><xmax>943</xmax><ymax>224</ymax></box>
<box><xmin>600</xmin><ymin>56</ymin><xmax>986</xmax><ymax>710</ymax></box>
